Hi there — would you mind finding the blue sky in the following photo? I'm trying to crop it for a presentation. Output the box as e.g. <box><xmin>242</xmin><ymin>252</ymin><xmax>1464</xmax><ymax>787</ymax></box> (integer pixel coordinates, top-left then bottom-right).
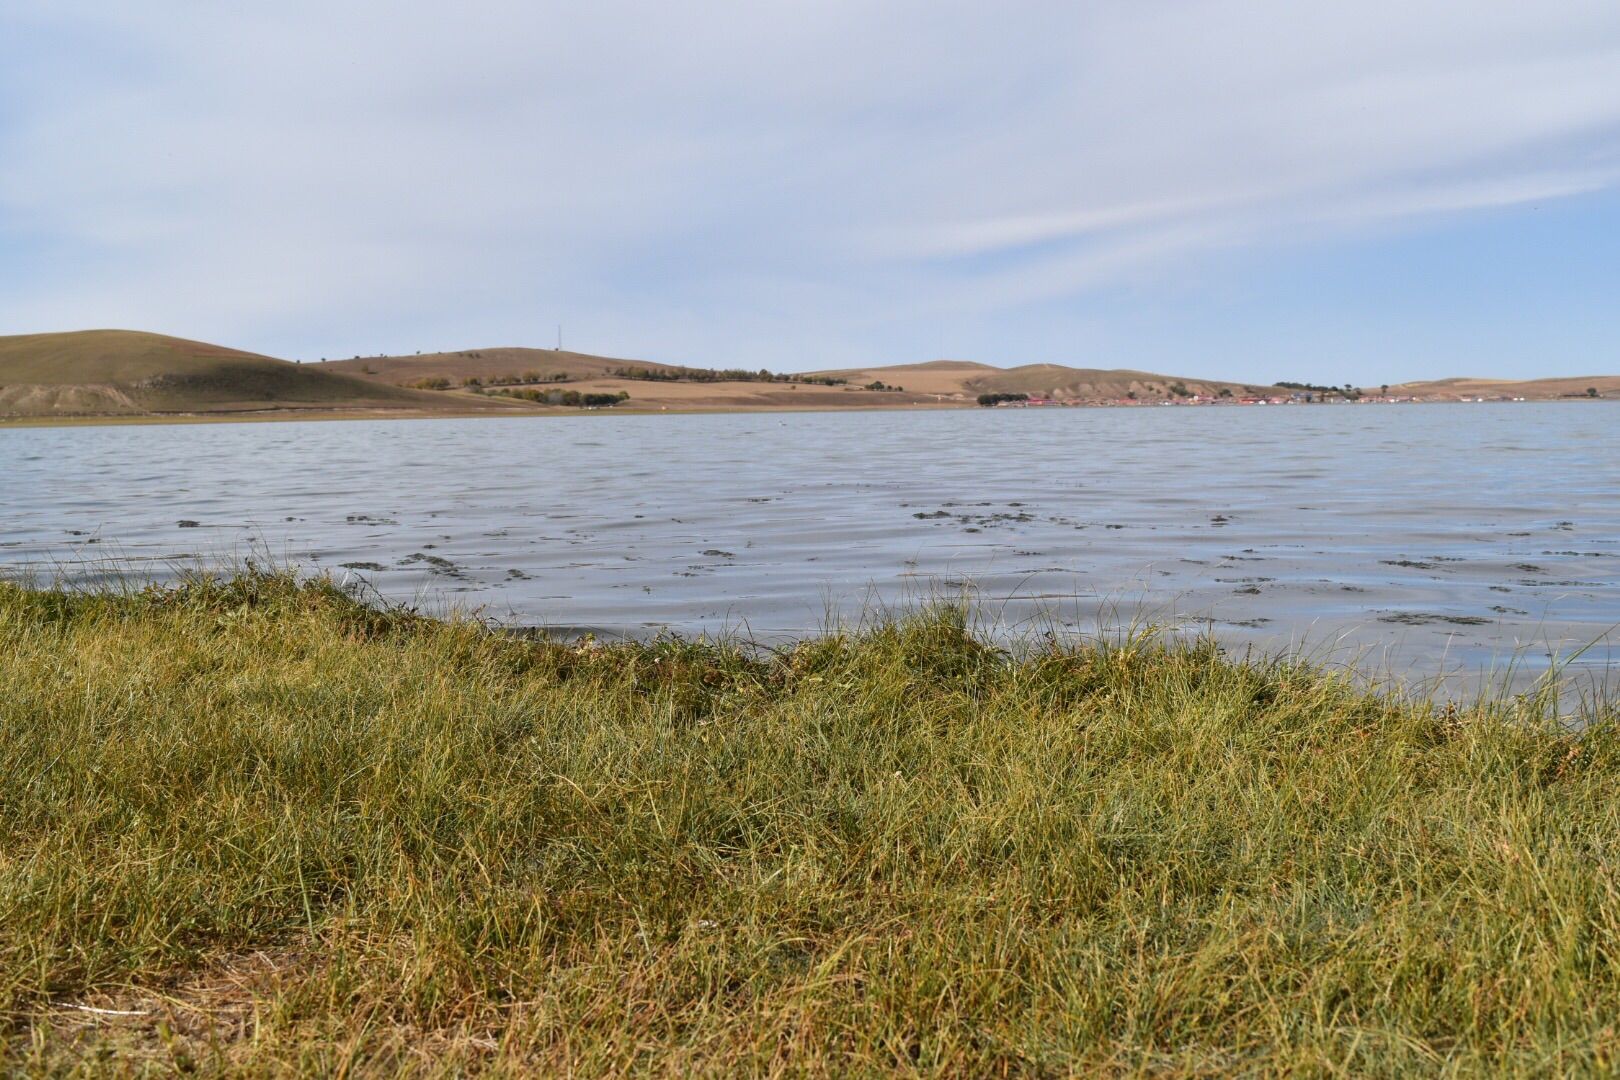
<box><xmin>2</xmin><ymin>2</ymin><xmax>1618</xmax><ymax>383</ymax></box>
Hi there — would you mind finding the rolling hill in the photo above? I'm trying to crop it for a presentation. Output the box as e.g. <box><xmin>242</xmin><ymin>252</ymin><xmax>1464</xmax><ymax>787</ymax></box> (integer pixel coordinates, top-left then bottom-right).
<box><xmin>0</xmin><ymin>331</ymin><xmax>531</xmax><ymax>419</ymax></box>
<box><xmin>317</xmin><ymin>347</ymin><xmax>686</xmax><ymax>385</ymax></box>
<box><xmin>1383</xmin><ymin>374</ymin><xmax>1620</xmax><ymax>400</ymax></box>
<box><xmin>322</xmin><ymin>352</ymin><xmax>1267</xmax><ymax>409</ymax></box>
<box><xmin>318</xmin><ymin>347</ymin><xmax>945</xmax><ymax>409</ymax></box>
<box><xmin>805</xmin><ymin>360</ymin><xmax>1261</xmax><ymax>401</ymax></box>
<box><xmin>6</xmin><ymin>329</ymin><xmax>1614</xmax><ymax>422</ymax></box>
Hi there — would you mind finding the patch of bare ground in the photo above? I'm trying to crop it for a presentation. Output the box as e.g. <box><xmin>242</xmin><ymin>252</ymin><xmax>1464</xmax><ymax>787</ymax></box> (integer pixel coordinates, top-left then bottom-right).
<box><xmin>21</xmin><ymin>948</ymin><xmax>302</xmax><ymax>1073</ymax></box>
<box><xmin>20</xmin><ymin>943</ymin><xmax>539</xmax><ymax>1075</ymax></box>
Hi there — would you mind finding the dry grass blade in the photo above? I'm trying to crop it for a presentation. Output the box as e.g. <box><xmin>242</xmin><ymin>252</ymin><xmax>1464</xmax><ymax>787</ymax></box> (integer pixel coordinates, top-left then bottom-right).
<box><xmin>2</xmin><ymin>570</ymin><xmax>1618</xmax><ymax>1075</ymax></box>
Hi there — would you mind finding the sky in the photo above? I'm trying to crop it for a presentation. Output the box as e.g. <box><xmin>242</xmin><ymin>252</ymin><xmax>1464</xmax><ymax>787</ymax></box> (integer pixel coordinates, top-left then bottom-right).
<box><xmin>2</xmin><ymin>2</ymin><xmax>1618</xmax><ymax>384</ymax></box>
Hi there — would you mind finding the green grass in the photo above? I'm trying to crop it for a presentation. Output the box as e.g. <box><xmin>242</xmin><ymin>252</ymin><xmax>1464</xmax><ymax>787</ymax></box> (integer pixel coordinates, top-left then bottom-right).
<box><xmin>3</xmin><ymin>571</ymin><xmax>1619</xmax><ymax>1075</ymax></box>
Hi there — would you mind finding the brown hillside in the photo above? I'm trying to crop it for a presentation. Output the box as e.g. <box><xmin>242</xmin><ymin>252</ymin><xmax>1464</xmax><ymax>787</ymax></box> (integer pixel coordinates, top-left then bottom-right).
<box><xmin>1385</xmin><ymin>374</ymin><xmax>1620</xmax><ymax>400</ymax></box>
<box><xmin>966</xmin><ymin>365</ymin><xmax>1255</xmax><ymax>401</ymax></box>
<box><xmin>796</xmin><ymin>360</ymin><xmax>998</xmax><ymax>397</ymax></box>
<box><xmin>324</xmin><ymin>348</ymin><xmax>955</xmax><ymax>409</ymax></box>
<box><xmin>319</xmin><ymin>348</ymin><xmax>685</xmax><ymax>386</ymax></box>
<box><xmin>0</xmin><ymin>330</ymin><xmax>523</xmax><ymax>418</ymax></box>
<box><xmin>808</xmin><ymin>360</ymin><xmax>1258</xmax><ymax>401</ymax></box>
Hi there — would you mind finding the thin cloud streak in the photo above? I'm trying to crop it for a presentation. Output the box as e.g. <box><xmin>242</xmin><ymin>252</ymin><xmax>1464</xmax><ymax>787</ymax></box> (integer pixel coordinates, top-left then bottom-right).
<box><xmin>0</xmin><ymin>1</ymin><xmax>1617</xmax><ymax>376</ymax></box>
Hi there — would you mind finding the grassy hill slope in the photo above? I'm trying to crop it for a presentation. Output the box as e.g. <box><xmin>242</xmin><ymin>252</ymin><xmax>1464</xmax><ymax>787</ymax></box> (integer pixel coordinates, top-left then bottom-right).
<box><xmin>810</xmin><ymin>360</ymin><xmax>1260</xmax><ymax>401</ymax></box>
<box><xmin>332</xmin><ymin>349</ymin><xmax>1273</xmax><ymax>408</ymax></box>
<box><xmin>319</xmin><ymin>347</ymin><xmax>685</xmax><ymax>386</ymax></box>
<box><xmin>965</xmin><ymin>364</ymin><xmax>1256</xmax><ymax>400</ymax></box>
<box><xmin>15</xmin><ymin>330</ymin><xmax>1612</xmax><ymax>420</ymax></box>
<box><xmin>1388</xmin><ymin>374</ymin><xmax>1620</xmax><ymax>400</ymax></box>
<box><xmin>323</xmin><ymin>348</ymin><xmax>947</xmax><ymax>409</ymax></box>
<box><xmin>0</xmin><ymin>331</ymin><xmax>523</xmax><ymax>418</ymax></box>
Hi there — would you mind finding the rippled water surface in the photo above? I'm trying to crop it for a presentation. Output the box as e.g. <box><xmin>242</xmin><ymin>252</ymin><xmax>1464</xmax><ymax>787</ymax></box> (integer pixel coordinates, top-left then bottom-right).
<box><xmin>4</xmin><ymin>404</ymin><xmax>1617</xmax><ymax>689</ymax></box>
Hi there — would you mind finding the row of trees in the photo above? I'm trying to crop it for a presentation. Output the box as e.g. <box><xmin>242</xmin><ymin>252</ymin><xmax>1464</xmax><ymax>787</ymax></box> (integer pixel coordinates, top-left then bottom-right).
<box><xmin>398</xmin><ymin>374</ymin><xmax>629</xmax><ymax>406</ymax></box>
<box><xmin>976</xmin><ymin>392</ymin><xmax>1030</xmax><ymax>407</ymax></box>
<box><xmin>475</xmin><ymin>372</ymin><xmax>570</xmax><ymax>387</ymax></box>
<box><xmin>404</xmin><ymin>374</ymin><xmax>574</xmax><ymax>390</ymax></box>
<box><xmin>608</xmin><ymin>365</ymin><xmax>847</xmax><ymax>386</ymax></box>
<box><xmin>497</xmin><ymin>388</ymin><xmax>630</xmax><ymax>408</ymax></box>
<box><xmin>1275</xmin><ymin>381</ymin><xmax>1364</xmax><ymax>399</ymax></box>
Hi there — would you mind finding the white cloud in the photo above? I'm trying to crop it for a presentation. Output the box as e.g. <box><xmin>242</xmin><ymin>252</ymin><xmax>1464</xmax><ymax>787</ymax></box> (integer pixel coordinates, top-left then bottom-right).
<box><xmin>1</xmin><ymin>0</ymin><xmax>1617</xmax><ymax>370</ymax></box>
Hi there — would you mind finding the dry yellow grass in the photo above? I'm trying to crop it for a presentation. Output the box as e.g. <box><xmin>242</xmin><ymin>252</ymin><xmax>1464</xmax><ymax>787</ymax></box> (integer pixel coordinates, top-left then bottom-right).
<box><xmin>4</xmin><ymin>571</ymin><xmax>1620</xmax><ymax>1074</ymax></box>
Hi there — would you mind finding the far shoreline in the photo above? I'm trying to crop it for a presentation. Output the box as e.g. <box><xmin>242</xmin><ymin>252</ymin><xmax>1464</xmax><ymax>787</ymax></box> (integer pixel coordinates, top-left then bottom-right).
<box><xmin>0</xmin><ymin>400</ymin><xmax>976</xmax><ymax>429</ymax></box>
<box><xmin>2</xmin><ymin>395</ymin><xmax>1615</xmax><ymax>431</ymax></box>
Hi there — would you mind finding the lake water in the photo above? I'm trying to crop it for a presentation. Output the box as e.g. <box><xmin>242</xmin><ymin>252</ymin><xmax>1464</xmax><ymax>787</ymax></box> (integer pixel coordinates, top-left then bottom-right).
<box><xmin>3</xmin><ymin>403</ymin><xmax>1617</xmax><ymax>694</ymax></box>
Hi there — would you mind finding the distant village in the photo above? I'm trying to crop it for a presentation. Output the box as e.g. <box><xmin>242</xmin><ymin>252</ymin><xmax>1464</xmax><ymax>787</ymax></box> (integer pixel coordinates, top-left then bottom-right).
<box><xmin>978</xmin><ymin>388</ymin><xmax>1540</xmax><ymax>408</ymax></box>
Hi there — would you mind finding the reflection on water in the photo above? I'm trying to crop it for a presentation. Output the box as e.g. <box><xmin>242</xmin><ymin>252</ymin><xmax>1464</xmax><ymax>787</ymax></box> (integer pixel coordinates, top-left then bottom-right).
<box><xmin>3</xmin><ymin>403</ymin><xmax>1617</xmax><ymax>691</ymax></box>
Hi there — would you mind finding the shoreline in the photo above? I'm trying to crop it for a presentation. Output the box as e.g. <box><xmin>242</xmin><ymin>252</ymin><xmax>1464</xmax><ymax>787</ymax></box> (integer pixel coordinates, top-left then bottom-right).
<box><xmin>2</xmin><ymin>395</ymin><xmax>1613</xmax><ymax>430</ymax></box>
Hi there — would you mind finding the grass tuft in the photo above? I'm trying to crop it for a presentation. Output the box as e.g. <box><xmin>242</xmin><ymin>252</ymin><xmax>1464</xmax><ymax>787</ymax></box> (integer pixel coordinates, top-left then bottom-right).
<box><xmin>2</xmin><ymin>571</ymin><xmax>1618</xmax><ymax>1074</ymax></box>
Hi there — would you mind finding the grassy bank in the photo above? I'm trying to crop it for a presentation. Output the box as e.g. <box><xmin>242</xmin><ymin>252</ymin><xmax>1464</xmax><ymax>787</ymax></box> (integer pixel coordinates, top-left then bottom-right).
<box><xmin>3</xmin><ymin>573</ymin><xmax>1619</xmax><ymax>1075</ymax></box>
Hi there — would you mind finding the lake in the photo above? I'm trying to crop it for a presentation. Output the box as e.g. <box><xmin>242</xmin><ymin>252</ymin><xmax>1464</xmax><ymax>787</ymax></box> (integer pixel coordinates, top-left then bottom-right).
<box><xmin>3</xmin><ymin>403</ymin><xmax>1617</xmax><ymax>694</ymax></box>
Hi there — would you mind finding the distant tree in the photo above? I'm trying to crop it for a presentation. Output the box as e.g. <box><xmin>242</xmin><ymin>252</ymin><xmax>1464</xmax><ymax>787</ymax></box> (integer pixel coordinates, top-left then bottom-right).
<box><xmin>1381</xmin><ymin>384</ymin><xmax>1389</xmax><ymax>396</ymax></box>
<box><xmin>1588</xmin><ymin>387</ymin><xmax>1600</xmax><ymax>398</ymax></box>
<box><xmin>1169</xmin><ymin>381</ymin><xmax>1191</xmax><ymax>398</ymax></box>
<box><xmin>1276</xmin><ymin>381</ymin><xmax>1343</xmax><ymax>395</ymax></box>
<box><xmin>1217</xmin><ymin>387</ymin><xmax>1232</xmax><ymax>398</ymax></box>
